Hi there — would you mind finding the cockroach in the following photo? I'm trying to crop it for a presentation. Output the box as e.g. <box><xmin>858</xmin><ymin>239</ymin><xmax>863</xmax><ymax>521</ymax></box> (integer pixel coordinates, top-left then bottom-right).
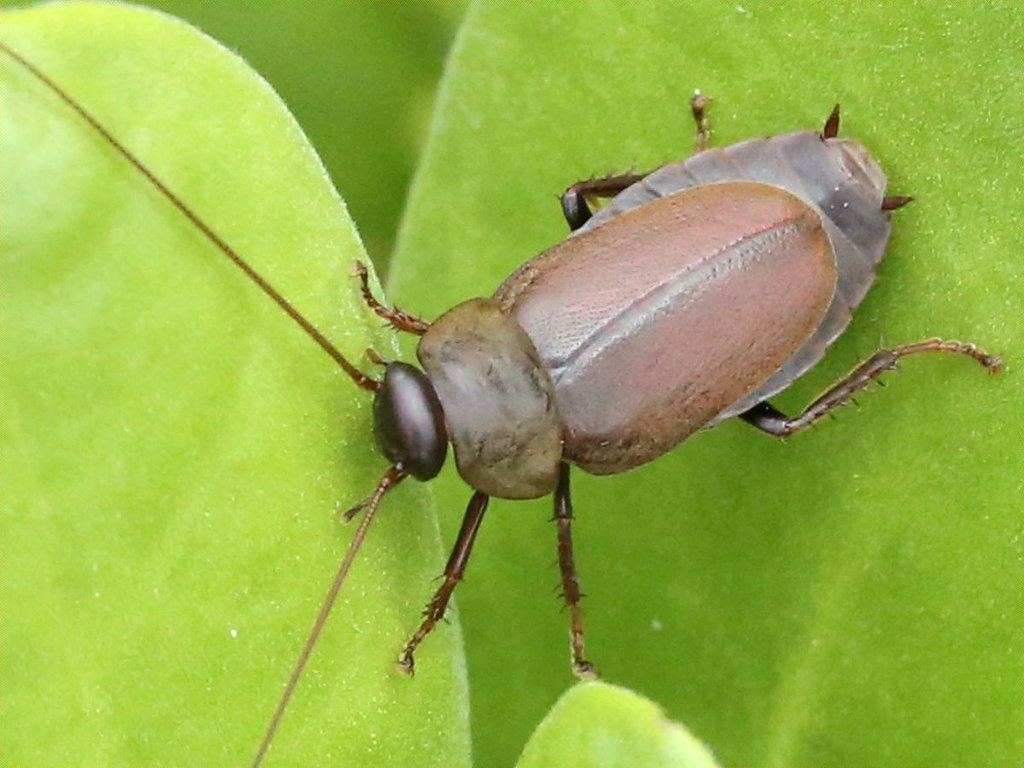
<box><xmin>2</xmin><ymin>33</ymin><xmax>1002</xmax><ymax>768</ymax></box>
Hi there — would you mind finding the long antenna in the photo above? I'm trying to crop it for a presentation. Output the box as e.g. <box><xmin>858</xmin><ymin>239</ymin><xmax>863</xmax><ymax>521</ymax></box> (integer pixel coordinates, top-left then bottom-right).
<box><xmin>251</xmin><ymin>466</ymin><xmax>406</xmax><ymax>768</ymax></box>
<box><xmin>3</xmin><ymin>39</ymin><xmax>400</xmax><ymax>764</ymax></box>
<box><xmin>0</xmin><ymin>41</ymin><xmax>378</xmax><ymax>392</ymax></box>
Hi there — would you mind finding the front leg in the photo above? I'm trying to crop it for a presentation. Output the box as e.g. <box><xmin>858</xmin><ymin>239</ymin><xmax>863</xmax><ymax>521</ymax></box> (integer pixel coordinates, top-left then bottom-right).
<box><xmin>397</xmin><ymin>491</ymin><xmax>490</xmax><ymax>675</ymax></box>
<box><xmin>353</xmin><ymin>260</ymin><xmax>429</xmax><ymax>335</ymax></box>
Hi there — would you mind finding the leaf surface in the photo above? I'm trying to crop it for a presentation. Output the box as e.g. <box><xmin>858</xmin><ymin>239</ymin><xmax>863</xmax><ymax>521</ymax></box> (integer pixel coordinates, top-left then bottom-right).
<box><xmin>391</xmin><ymin>2</ymin><xmax>1024</xmax><ymax>766</ymax></box>
<box><xmin>2</xmin><ymin>3</ymin><xmax>470</xmax><ymax>766</ymax></box>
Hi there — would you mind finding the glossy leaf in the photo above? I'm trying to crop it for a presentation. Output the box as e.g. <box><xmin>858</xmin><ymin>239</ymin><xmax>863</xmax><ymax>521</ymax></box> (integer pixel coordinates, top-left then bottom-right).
<box><xmin>516</xmin><ymin>682</ymin><xmax>721</xmax><ymax>768</ymax></box>
<box><xmin>1</xmin><ymin>4</ymin><xmax>469</xmax><ymax>766</ymax></box>
<box><xmin>391</xmin><ymin>2</ymin><xmax>1023</xmax><ymax>767</ymax></box>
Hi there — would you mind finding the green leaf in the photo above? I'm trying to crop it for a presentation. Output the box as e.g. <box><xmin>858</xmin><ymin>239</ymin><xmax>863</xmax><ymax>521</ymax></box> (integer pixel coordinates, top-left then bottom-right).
<box><xmin>391</xmin><ymin>2</ymin><xmax>1023</xmax><ymax>767</ymax></box>
<box><xmin>100</xmin><ymin>0</ymin><xmax>469</xmax><ymax>269</ymax></box>
<box><xmin>515</xmin><ymin>682</ymin><xmax>721</xmax><ymax>768</ymax></box>
<box><xmin>2</xmin><ymin>4</ymin><xmax>469</xmax><ymax>767</ymax></box>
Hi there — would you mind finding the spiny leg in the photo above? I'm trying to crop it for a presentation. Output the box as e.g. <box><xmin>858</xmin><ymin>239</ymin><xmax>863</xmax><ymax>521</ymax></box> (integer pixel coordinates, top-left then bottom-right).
<box><xmin>882</xmin><ymin>195</ymin><xmax>914</xmax><ymax>212</ymax></box>
<box><xmin>353</xmin><ymin>260</ymin><xmax>429</xmax><ymax>335</ymax></box>
<box><xmin>560</xmin><ymin>91</ymin><xmax>714</xmax><ymax>232</ymax></box>
<box><xmin>817</xmin><ymin>105</ymin><xmax>912</xmax><ymax>213</ymax></box>
<box><xmin>561</xmin><ymin>172</ymin><xmax>647</xmax><ymax>231</ymax></box>
<box><xmin>554</xmin><ymin>462</ymin><xmax>597</xmax><ymax>678</ymax></box>
<box><xmin>741</xmin><ymin>338</ymin><xmax>1002</xmax><ymax>437</ymax></box>
<box><xmin>690</xmin><ymin>90</ymin><xmax>711</xmax><ymax>153</ymax></box>
<box><xmin>397</xmin><ymin>491</ymin><xmax>490</xmax><ymax>675</ymax></box>
<box><xmin>821</xmin><ymin>103</ymin><xmax>841</xmax><ymax>140</ymax></box>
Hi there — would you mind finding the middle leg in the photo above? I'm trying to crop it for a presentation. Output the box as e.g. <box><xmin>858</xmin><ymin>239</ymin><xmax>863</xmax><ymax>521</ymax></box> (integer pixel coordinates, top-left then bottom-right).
<box><xmin>553</xmin><ymin>461</ymin><xmax>597</xmax><ymax>678</ymax></box>
<box><xmin>560</xmin><ymin>172</ymin><xmax>647</xmax><ymax>231</ymax></box>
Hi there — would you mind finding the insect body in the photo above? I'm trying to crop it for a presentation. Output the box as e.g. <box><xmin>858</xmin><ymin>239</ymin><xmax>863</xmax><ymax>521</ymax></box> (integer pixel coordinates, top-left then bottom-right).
<box><xmin>375</xmin><ymin>99</ymin><xmax>1000</xmax><ymax>685</ymax></box>
<box><xmin>3</xmin><ymin>38</ymin><xmax>1001</xmax><ymax>768</ymax></box>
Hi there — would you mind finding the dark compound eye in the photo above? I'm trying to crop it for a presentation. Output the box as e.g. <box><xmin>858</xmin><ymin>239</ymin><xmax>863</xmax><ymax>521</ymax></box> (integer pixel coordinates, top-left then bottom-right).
<box><xmin>373</xmin><ymin>362</ymin><xmax>448</xmax><ymax>481</ymax></box>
